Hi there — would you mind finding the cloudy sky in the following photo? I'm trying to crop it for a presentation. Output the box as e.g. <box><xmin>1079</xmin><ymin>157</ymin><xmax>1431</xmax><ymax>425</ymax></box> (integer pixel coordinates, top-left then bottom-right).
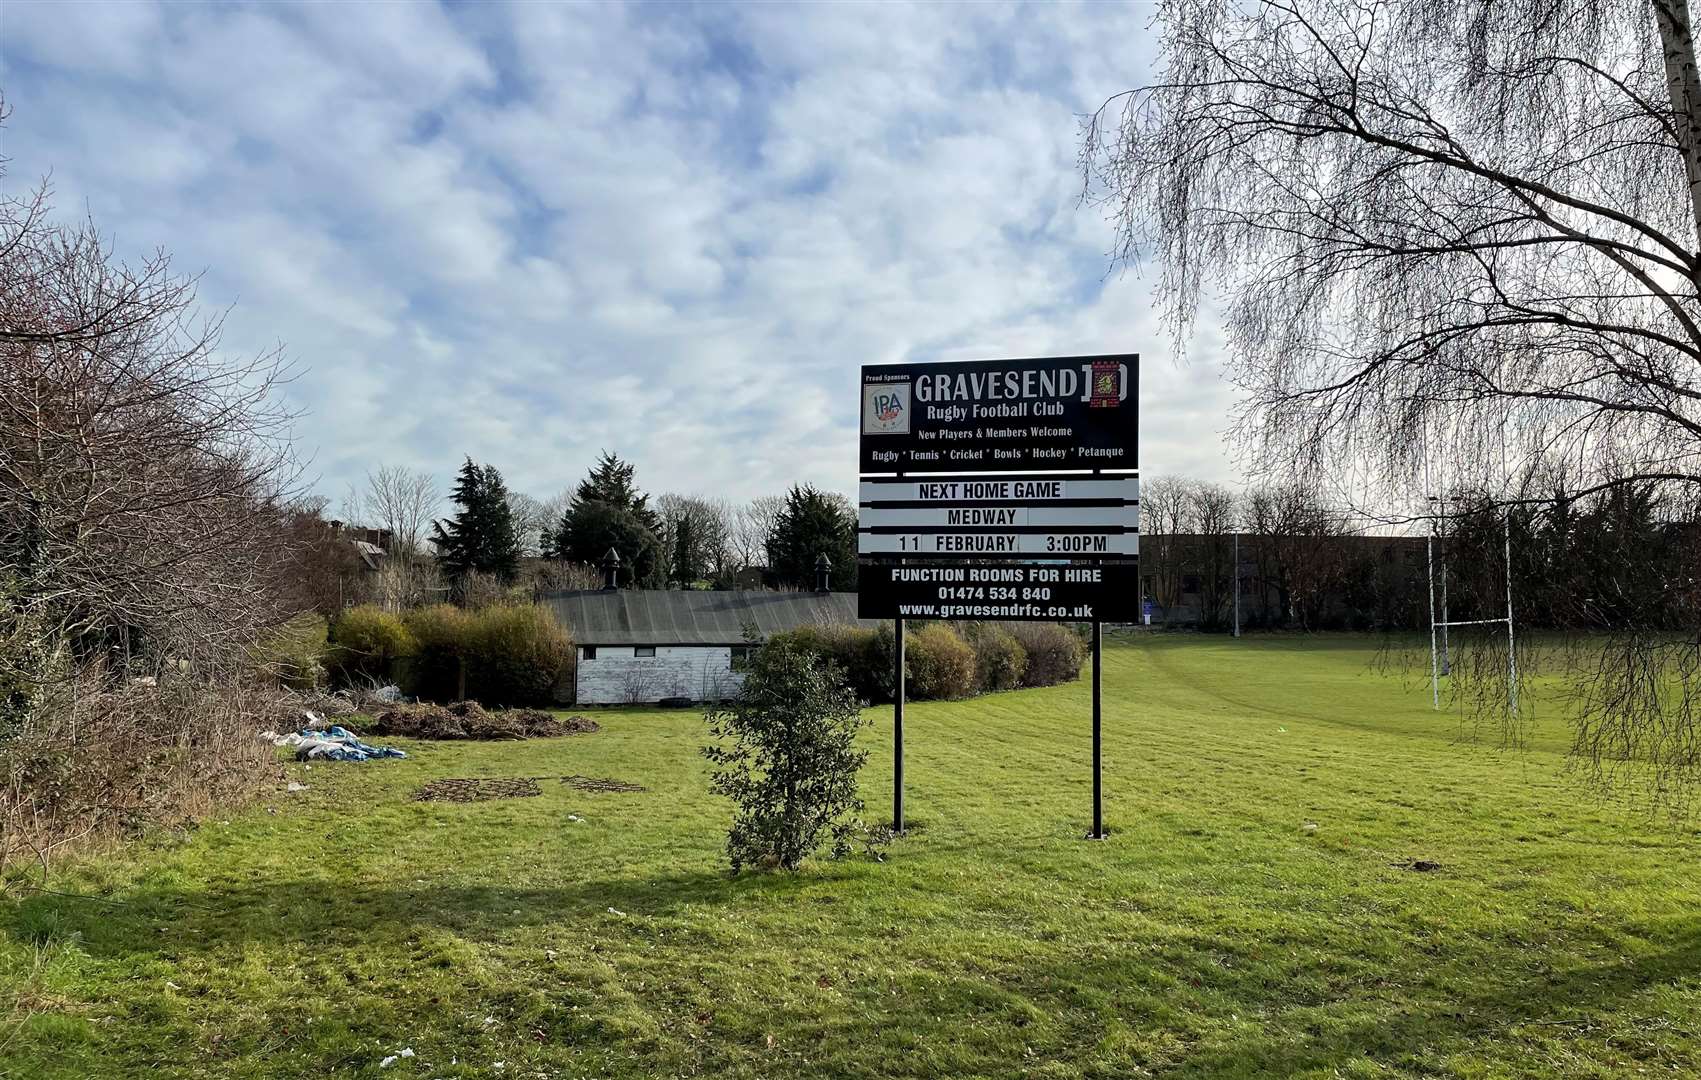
<box><xmin>1</xmin><ymin>1</ymin><xmax>1236</xmax><ymax>509</ymax></box>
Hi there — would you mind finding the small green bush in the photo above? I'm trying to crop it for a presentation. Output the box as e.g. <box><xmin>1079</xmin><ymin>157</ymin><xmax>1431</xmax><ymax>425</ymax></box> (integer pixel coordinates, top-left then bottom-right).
<box><xmin>961</xmin><ymin>623</ymin><xmax>1028</xmax><ymax>693</ymax></box>
<box><xmin>329</xmin><ymin>606</ymin><xmax>416</xmax><ymax>686</ymax></box>
<box><xmin>253</xmin><ymin>612</ymin><xmax>330</xmax><ymax>691</ymax></box>
<box><xmin>904</xmin><ymin>623</ymin><xmax>976</xmax><ymax>700</ymax></box>
<box><xmin>1009</xmin><ymin>622</ymin><xmax>1087</xmax><ymax>687</ymax></box>
<box><xmin>702</xmin><ymin>638</ymin><xmax>871</xmax><ymax>871</ymax></box>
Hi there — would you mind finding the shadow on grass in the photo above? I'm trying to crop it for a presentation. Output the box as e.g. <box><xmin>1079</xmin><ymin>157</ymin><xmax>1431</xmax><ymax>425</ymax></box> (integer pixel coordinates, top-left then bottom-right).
<box><xmin>1</xmin><ymin>866</ymin><xmax>839</xmax><ymax>956</ymax></box>
<box><xmin>1115</xmin><ymin>920</ymin><xmax>1701</xmax><ymax>1076</ymax></box>
<box><xmin>5</xmin><ymin>869</ymin><xmax>1697</xmax><ymax>1076</ymax></box>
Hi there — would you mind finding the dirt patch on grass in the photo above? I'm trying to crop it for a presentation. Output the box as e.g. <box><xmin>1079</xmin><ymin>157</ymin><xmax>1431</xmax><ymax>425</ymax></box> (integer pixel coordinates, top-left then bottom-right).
<box><xmin>414</xmin><ymin>777</ymin><xmax>544</xmax><ymax>802</ymax></box>
<box><xmin>364</xmin><ymin>703</ymin><xmax>600</xmax><ymax>741</ymax></box>
<box><xmin>562</xmin><ymin>775</ymin><xmax>646</xmax><ymax>793</ymax></box>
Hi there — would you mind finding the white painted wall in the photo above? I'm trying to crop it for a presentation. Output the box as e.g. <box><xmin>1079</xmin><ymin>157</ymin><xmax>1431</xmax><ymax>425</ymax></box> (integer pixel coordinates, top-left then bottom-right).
<box><xmin>575</xmin><ymin>645</ymin><xmax>746</xmax><ymax>705</ymax></box>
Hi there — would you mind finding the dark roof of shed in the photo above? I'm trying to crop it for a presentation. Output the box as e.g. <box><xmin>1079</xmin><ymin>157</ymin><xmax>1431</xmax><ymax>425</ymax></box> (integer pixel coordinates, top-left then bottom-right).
<box><xmin>542</xmin><ymin>589</ymin><xmax>875</xmax><ymax>646</ymax></box>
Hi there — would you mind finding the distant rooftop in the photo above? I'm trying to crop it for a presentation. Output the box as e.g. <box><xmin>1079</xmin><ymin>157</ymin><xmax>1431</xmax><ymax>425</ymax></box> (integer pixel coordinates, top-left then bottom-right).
<box><xmin>541</xmin><ymin>589</ymin><xmax>874</xmax><ymax>646</ymax></box>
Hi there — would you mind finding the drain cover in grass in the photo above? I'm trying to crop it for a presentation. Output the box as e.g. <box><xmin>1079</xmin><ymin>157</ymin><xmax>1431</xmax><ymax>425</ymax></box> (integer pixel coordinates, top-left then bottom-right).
<box><xmin>1392</xmin><ymin>858</ymin><xmax>1443</xmax><ymax>873</ymax></box>
<box><xmin>562</xmin><ymin>775</ymin><xmax>646</xmax><ymax>793</ymax></box>
<box><xmin>415</xmin><ymin>777</ymin><xmax>543</xmax><ymax>802</ymax></box>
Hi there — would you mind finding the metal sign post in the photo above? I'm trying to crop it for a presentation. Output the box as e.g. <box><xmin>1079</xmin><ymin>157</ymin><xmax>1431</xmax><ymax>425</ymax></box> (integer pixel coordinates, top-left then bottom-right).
<box><xmin>894</xmin><ymin>611</ymin><xmax>905</xmax><ymax>834</ymax></box>
<box><xmin>1090</xmin><ymin>619</ymin><xmax>1104</xmax><ymax>839</ymax></box>
<box><xmin>858</xmin><ymin>353</ymin><xmax>1138</xmax><ymax>841</ymax></box>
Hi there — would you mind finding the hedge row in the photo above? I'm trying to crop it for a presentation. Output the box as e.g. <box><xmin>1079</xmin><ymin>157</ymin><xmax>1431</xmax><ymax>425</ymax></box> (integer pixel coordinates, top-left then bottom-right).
<box><xmin>324</xmin><ymin>604</ymin><xmax>572</xmax><ymax>707</ymax></box>
<box><xmin>767</xmin><ymin>620</ymin><xmax>1085</xmax><ymax>702</ymax></box>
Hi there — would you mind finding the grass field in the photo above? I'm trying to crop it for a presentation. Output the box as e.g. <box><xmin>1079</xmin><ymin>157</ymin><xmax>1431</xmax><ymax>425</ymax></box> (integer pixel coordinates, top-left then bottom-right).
<box><xmin>3</xmin><ymin>634</ymin><xmax>1698</xmax><ymax>1079</ymax></box>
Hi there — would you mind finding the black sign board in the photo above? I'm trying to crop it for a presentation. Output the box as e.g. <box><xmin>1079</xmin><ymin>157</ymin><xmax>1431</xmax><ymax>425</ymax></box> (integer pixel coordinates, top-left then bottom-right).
<box><xmin>858</xmin><ymin>562</ymin><xmax>1140</xmax><ymax>622</ymax></box>
<box><xmin>859</xmin><ymin>354</ymin><xmax>1138</xmax><ymax>475</ymax></box>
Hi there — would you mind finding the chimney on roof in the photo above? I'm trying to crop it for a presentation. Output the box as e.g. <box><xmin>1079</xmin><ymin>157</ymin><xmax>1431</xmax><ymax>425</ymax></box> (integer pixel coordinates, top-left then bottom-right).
<box><xmin>601</xmin><ymin>548</ymin><xmax>621</xmax><ymax>591</ymax></box>
<box><xmin>814</xmin><ymin>552</ymin><xmax>832</xmax><ymax>594</ymax></box>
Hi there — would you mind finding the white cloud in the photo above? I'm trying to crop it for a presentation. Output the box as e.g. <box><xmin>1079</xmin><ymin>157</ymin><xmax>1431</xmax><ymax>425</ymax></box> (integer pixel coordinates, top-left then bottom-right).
<box><xmin>1</xmin><ymin>0</ymin><xmax>1238</xmax><ymax>508</ymax></box>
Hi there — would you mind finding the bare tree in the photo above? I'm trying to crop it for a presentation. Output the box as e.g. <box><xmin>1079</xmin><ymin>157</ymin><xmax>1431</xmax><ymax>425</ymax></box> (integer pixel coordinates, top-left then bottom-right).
<box><xmin>360</xmin><ymin>555</ymin><xmax>449</xmax><ymax>613</ymax></box>
<box><xmin>1</xmin><ymin>96</ymin><xmax>300</xmax><ymax>857</ymax></box>
<box><xmin>524</xmin><ymin>559</ymin><xmax>601</xmax><ymax>596</ymax></box>
<box><xmin>1248</xmin><ymin>485</ymin><xmax>1350</xmax><ymax>631</ymax></box>
<box><xmin>1190</xmin><ymin>483</ymin><xmax>1239</xmax><ymax>631</ymax></box>
<box><xmin>657</xmin><ymin>494</ymin><xmax>737</xmax><ymax>586</ymax></box>
<box><xmin>1082</xmin><ymin>0</ymin><xmax>1701</xmax><ymax>807</ymax></box>
<box><xmin>505</xmin><ymin>489</ymin><xmax>549</xmax><ymax>558</ymax></box>
<box><xmin>1</xmin><ymin>189</ymin><xmax>299</xmax><ymax>671</ymax></box>
<box><xmin>1140</xmin><ymin>475</ymin><xmax>1194</xmax><ymax>626</ymax></box>
<box><xmin>346</xmin><ymin>465</ymin><xmax>438</xmax><ymax>556</ymax></box>
<box><xmin>539</xmin><ymin>486</ymin><xmax>573</xmax><ymax>554</ymax></box>
<box><xmin>1083</xmin><ymin>0</ymin><xmax>1701</xmax><ymax>504</ymax></box>
<box><xmin>731</xmin><ymin>495</ymin><xmax>786</xmax><ymax>575</ymax></box>
<box><xmin>275</xmin><ymin>495</ymin><xmax>367</xmax><ymax>618</ymax></box>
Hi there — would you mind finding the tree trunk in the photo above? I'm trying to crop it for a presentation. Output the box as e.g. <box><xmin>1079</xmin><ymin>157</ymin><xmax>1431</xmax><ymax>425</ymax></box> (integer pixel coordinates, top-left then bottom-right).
<box><xmin>1654</xmin><ymin>0</ymin><xmax>1701</xmax><ymax>252</ymax></box>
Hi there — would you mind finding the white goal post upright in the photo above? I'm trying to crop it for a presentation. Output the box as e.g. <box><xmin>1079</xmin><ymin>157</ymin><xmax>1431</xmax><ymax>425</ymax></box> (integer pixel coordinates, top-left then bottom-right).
<box><xmin>1424</xmin><ymin>429</ymin><xmax>1441</xmax><ymax>710</ymax></box>
<box><xmin>1422</xmin><ymin>424</ymin><xmax>1518</xmax><ymax>721</ymax></box>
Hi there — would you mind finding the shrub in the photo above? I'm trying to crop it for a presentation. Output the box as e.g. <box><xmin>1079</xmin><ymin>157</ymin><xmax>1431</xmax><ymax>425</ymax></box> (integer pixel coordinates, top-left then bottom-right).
<box><xmin>1009</xmin><ymin>622</ymin><xmax>1087</xmax><ymax>687</ymax></box>
<box><xmin>702</xmin><ymin>638</ymin><xmax>870</xmax><ymax>871</ymax></box>
<box><xmin>401</xmin><ymin>604</ymin><xmax>477</xmax><ymax>702</ymax></box>
<box><xmin>3</xmin><ymin>680</ymin><xmax>279</xmax><ymax>865</ymax></box>
<box><xmin>252</xmin><ymin>612</ymin><xmax>330</xmax><ymax>690</ymax></box>
<box><xmin>859</xmin><ymin>622</ymin><xmax>898</xmax><ymax>702</ymax></box>
<box><xmin>329</xmin><ymin>606</ymin><xmax>416</xmax><ymax>686</ymax></box>
<box><xmin>768</xmin><ymin>623</ymin><xmax>895</xmax><ymax>704</ymax></box>
<box><xmin>961</xmin><ymin>622</ymin><xmax>1027</xmax><ymax>693</ymax></box>
<box><xmin>904</xmin><ymin>623</ymin><xmax>976</xmax><ymax>700</ymax></box>
<box><xmin>469</xmin><ymin>604</ymin><xmax>573</xmax><ymax>706</ymax></box>
<box><xmin>401</xmin><ymin>603</ymin><xmax>572</xmax><ymax>707</ymax></box>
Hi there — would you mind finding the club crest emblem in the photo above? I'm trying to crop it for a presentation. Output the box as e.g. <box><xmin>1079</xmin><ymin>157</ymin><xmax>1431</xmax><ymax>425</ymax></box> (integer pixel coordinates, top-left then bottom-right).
<box><xmin>1089</xmin><ymin>361</ymin><xmax>1122</xmax><ymax>408</ymax></box>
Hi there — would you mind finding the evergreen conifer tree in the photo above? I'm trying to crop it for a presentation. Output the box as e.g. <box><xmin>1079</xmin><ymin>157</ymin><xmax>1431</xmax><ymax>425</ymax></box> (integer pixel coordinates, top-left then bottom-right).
<box><xmin>431</xmin><ymin>457</ymin><xmax>522</xmax><ymax>585</ymax></box>
<box><xmin>766</xmin><ymin>485</ymin><xmax>857</xmax><ymax>590</ymax></box>
<box><xmin>431</xmin><ymin>458</ymin><xmax>483</xmax><ymax>579</ymax></box>
<box><xmin>673</xmin><ymin>512</ymin><xmax>699</xmax><ymax>586</ymax></box>
<box><xmin>548</xmin><ymin>451</ymin><xmax>664</xmax><ymax>586</ymax></box>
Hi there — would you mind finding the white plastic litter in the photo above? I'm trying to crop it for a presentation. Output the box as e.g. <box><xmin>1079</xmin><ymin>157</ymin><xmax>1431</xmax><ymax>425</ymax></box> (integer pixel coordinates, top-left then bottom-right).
<box><xmin>374</xmin><ymin>684</ymin><xmax>402</xmax><ymax>702</ymax></box>
<box><xmin>286</xmin><ymin>782</ymin><xmax>307</xmax><ymax>793</ymax></box>
<box><xmin>380</xmin><ymin>1055</ymin><xmax>397</xmax><ymax>1068</ymax></box>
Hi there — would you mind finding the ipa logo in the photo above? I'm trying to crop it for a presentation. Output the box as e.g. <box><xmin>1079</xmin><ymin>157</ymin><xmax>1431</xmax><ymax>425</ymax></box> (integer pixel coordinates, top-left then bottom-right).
<box><xmin>862</xmin><ymin>381</ymin><xmax>911</xmax><ymax>434</ymax></box>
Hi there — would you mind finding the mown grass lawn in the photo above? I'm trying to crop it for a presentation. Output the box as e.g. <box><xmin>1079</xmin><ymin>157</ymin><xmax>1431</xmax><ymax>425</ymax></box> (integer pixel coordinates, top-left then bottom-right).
<box><xmin>2</xmin><ymin>634</ymin><xmax>1698</xmax><ymax>1079</ymax></box>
